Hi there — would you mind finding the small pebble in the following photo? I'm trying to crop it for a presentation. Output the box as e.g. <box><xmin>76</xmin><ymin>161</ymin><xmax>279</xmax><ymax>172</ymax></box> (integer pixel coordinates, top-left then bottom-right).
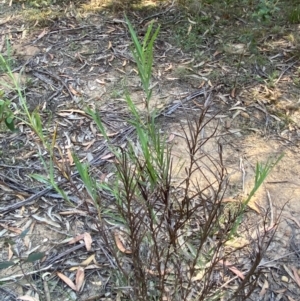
<box><xmin>281</xmin><ymin>276</ymin><xmax>289</xmax><ymax>283</ymax></box>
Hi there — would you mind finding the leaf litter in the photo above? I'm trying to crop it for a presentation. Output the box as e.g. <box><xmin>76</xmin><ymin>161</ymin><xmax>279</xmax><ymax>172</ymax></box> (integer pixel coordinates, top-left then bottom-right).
<box><xmin>0</xmin><ymin>1</ymin><xmax>300</xmax><ymax>300</ymax></box>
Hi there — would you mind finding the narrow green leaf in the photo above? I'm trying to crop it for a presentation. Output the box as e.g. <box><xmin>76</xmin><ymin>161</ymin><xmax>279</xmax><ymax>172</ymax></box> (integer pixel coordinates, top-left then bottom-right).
<box><xmin>0</xmin><ymin>261</ymin><xmax>15</xmax><ymax>269</ymax></box>
<box><xmin>86</xmin><ymin>108</ymin><xmax>108</xmax><ymax>141</ymax></box>
<box><xmin>145</xmin><ymin>25</ymin><xmax>160</xmax><ymax>77</ymax></box>
<box><xmin>73</xmin><ymin>153</ymin><xmax>97</xmax><ymax>202</ymax></box>
<box><xmin>32</xmin><ymin>110</ymin><xmax>42</xmax><ymax>130</ymax></box>
<box><xmin>125</xmin><ymin>93</ymin><xmax>141</xmax><ymax>121</ymax></box>
<box><xmin>125</xmin><ymin>16</ymin><xmax>143</xmax><ymax>63</ymax></box>
<box><xmin>25</xmin><ymin>252</ymin><xmax>45</xmax><ymax>263</ymax></box>
<box><xmin>31</xmin><ymin>173</ymin><xmax>49</xmax><ymax>184</ymax></box>
<box><xmin>19</xmin><ymin>227</ymin><xmax>30</xmax><ymax>239</ymax></box>
<box><xmin>53</xmin><ymin>185</ymin><xmax>72</xmax><ymax>205</ymax></box>
<box><xmin>143</xmin><ymin>21</ymin><xmax>154</xmax><ymax>50</ymax></box>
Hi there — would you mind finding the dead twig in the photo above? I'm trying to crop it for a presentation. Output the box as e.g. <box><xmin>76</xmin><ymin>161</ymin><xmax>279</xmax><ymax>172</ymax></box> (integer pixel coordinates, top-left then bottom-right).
<box><xmin>266</xmin><ymin>190</ymin><xmax>274</xmax><ymax>227</ymax></box>
<box><xmin>275</xmin><ymin>60</ymin><xmax>299</xmax><ymax>84</ymax></box>
<box><xmin>0</xmin><ymin>264</ymin><xmax>53</xmax><ymax>282</ymax></box>
<box><xmin>41</xmin><ymin>243</ymin><xmax>86</xmax><ymax>267</ymax></box>
<box><xmin>32</xmin><ymin>69</ymin><xmax>75</xmax><ymax>100</ymax></box>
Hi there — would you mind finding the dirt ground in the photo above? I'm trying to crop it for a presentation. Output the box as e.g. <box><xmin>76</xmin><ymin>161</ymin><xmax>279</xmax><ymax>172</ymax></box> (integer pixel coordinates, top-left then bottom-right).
<box><xmin>1</xmin><ymin>0</ymin><xmax>300</xmax><ymax>300</ymax></box>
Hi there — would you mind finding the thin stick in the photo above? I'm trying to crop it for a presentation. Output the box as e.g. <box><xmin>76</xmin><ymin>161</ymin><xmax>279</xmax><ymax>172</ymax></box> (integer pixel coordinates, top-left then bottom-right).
<box><xmin>240</xmin><ymin>157</ymin><xmax>245</xmax><ymax>192</ymax></box>
<box><xmin>0</xmin><ymin>265</ymin><xmax>53</xmax><ymax>282</ymax></box>
<box><xmin>266</xmin><ymin>190</ymin><xmax>274</xmax><ymax>227</ymax></box>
